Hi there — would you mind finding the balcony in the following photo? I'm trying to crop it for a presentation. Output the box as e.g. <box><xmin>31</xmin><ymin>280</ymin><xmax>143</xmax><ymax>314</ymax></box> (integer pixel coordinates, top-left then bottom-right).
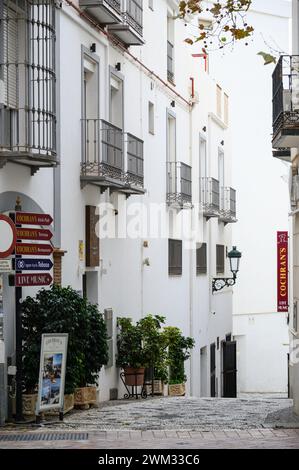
<box><xmin>125</xmin><ymin>133</ymin><xmax>144</xmax><ymax>188</ymax></box>
<box><xmin>167</xmin><ymin>161</ymin><xmax>192</xmax><ymax>208</ymax></box>
<box><xmin>200</xmin><ymin>177</ymin><xmax>220</xmax><ymax>219</ymax></box>
<box><xmin>219</xmin><ymin>187</ymin><xmax>237</xmax><ymax>224</ymax></box>
<box><xmin>81</xmin><ymin>119</ymin><xmax>144</xmax><ymax>195</ymax></box>
<box><xmin>79</xmin><ymin>0</ymin><xmax>122</xmax><ymax>24</ymax></box>
<box><xmin>108</xmin><ymin>0</ymin><xmax>144</xmax><ymax>46</ymax></box>
<box><xmin>272</xmin><ymin>55</ymin><xmax>299</xmax><ymax>149</ymax></box>
<box><xmin>167</xmin><ymin>40</ymin><xmax>174</xmax><ymax>83</ymax></box>
<box><xmin>0</xmin><ymin>0</ymin><xmax>58</xmax><ymax>174</ymax></box>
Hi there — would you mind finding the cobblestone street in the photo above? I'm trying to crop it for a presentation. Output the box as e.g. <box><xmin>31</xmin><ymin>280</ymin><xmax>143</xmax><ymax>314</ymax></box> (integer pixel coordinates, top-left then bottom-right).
<box><xmin>1</xmin><ymin>396</ymin><xmax>299</xmax><ymax>449</ymax></box>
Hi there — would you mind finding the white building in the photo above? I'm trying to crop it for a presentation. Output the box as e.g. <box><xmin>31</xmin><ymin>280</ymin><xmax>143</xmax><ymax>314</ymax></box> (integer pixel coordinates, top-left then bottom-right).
<box><xmin>0</xmin><ymin>0</ymin><xmax>239</xmax><ymax>421</ymax></box>
<box><xmin>209</xmin><ymin>0</ymin><xmax>291</xmax><ymax>397</ymax></box>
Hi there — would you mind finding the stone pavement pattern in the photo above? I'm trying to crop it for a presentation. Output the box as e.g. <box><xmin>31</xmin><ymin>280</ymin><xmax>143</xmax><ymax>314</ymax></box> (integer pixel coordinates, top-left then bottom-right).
<box><xmin>1</xmin><ymin>397</ymin><xmax>299</xmax><ymax>449</ymax></box>
<box><xmin>45</xmin><ymin>397</ymin><xmax>297</xmax><ymax>431</ymax></box>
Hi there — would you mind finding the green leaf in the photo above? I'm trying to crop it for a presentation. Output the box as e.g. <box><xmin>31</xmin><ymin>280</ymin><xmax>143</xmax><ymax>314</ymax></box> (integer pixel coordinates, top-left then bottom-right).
<box><xmin>257</xmin><ymin>51</ymin><xmax>277</xmax><ymax>66</ymax></box>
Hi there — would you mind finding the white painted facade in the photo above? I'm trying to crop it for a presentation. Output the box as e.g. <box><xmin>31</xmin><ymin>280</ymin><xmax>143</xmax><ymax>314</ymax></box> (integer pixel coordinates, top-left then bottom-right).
<box><xmin>0</xmin><ymin>0</ymin><xmax>238</xmax><ymax>417</ymax></box>
<box><xmin>209</xmin><ymin>0</ymin><xmax>291</xmax><ymax>396</ymax></box>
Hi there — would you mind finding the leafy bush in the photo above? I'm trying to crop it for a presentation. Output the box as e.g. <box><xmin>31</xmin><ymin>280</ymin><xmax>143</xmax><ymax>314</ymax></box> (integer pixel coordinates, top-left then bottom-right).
<box><xmin>164</xmin><ymin>327</ymin><xmax>195</xmax><ymax>384</ymax></box>
<box><xmin>22</xmin><ymin>285</ymin><xmax>108</xmax><ymax>394</ymax></box>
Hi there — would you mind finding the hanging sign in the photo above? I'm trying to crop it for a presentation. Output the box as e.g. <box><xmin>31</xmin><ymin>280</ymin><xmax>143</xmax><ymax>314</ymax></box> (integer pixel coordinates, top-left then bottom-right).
<box><xmin>36</xmin><ymin>334</ymin><xmax>68</xmax><ymax>413</ymax></box>
<box><xmin>15</xmin><ymin>212</ymin><xmax>53</xmax><ymax>226</ymax></box>
<box><xmin>15</xmin><ymin>258</ymin><xmax>53</xmax><ymax>271</ymax></box>
<box><xmin>16</xmin><ymin>228</ymin><xmax>53</xmax><ymax>241</ymax></box>
<box><xmin>14</xmin><ymin>273</ymin><xmax>53</xmax><ymax>287</ymax></box>
<box><xmin>0</xmin><ymin>214</ymin><xmax>17</xmax><ymax>259</ymax></box>
<box><xmin>277</xmin><ymin>231</ymin><xmax>288</xmax><ymax>312</ymax></box>
<box><xmin>15</xmin><ymin>243</ymin><xmax>53</xmax><ymax>256</ymax></box>
<box><xmin>0</xmin><ymin>259</ymin><xmax>13</xmax><ymax>273</ymax></box>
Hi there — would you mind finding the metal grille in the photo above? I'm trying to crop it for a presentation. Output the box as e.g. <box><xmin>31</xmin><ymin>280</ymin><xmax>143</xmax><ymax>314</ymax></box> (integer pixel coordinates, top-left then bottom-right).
<box><xmin>167</xmin><ymin>161</ymin><xmax>192</xmax><ymax>206</ymax></box>
<box><xmin>126</xmin><ymin>132</ymin><xmax>144</xmax><ymax>187</ymax></box>
<box><xmin>106</xmin><ymin>0</ymin><xmax>121</xmax><ymax>13</ymax></box>
<box><xmin>200</xmin><ymin>177</ymin><xmax>220</xmax><ymax>215</ymax></box>
<box><xmin>220</xmin><ymin>186</ymin><xmax>236</xmax><ymax>221</ymax></box>
<box><xmin>167</xmin><ymin>40</ymin><xmax>174</xmax><ymax>82</ymax></box>
<box><xmin>0</xmin><ymin>0</ymin><xmax>57</xmax><ymax>158</ymax></box>
<box><xmin>196</xmin><ymin>242</ymin><xmax>207</xmax><ymax>275</ymax></box>
<box><xmin>272</xmin><ymin>55</ymin><xmax>299</xmax><ymax>135</ymax></box>
<box><xmin>168</xmin><ymin>239</ymin><xmax>182</xmax><ymax>276</ymax></box>
<box><xmin>0</xmin><ymin>432</ymin><xmax>89</xmax><ymax>442</ymax></box>
<box><xmin>81</xmin><ymin>118</ymin><xmax>124</xmax><ymax>180</ymax></box>
<box><xmin>216</xmin><ymin>244</ymin><xmax>225</xmax><ymax>274</ymax></box>
<box><xmin>123</xmin><ymin>0</ymin><xmax>143</xmax><ymax>36</ymax></box>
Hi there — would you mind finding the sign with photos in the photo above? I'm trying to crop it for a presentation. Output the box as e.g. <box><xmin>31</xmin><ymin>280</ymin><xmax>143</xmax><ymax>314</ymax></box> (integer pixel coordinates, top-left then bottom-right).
<box><xmin>36</xmin><ymin>334</ymin><xmax>68</xmax><ymax>413</ymax></box>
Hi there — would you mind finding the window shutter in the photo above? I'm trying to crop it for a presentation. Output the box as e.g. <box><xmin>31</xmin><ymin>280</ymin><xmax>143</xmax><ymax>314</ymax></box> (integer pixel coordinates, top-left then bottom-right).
<box><xmin>216</xmin><ymin>244</ymin><xmax>225</xmax><ymax>274</ymax></box>
<box><xmin>169</xmin><ymin>239</ymin><xmax>182</xmax><ymax>275</ymax></box>
<box><xmin>196</xmin><ymin>243</ymin><xmax>207</xmax><ymax>274</ymax></box>
<box><xmin>1</xmin><ymin>4</ymin><xmax>18</xmax><ymax>108</ymax></box>
<box><xmin>85</xmin><ymin>205</ymin><xmax>100</xmax><ymax>267</ymax></box>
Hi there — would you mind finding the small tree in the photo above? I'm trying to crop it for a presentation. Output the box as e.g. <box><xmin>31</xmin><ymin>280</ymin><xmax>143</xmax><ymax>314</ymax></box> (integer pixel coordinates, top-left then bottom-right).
<box><xmin>22</xmin><ymin>285</ymin><xmax>108</xmax><ymax>395</ymax></box>
<box><xmin>164</xmin><ymin>326</ymin><xmax>195</xmax><ymax>384</ymax></box>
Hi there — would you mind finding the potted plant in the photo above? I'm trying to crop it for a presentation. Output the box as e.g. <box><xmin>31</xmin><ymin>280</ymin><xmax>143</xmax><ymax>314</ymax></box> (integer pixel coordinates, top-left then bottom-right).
<box><xmin>139</xmin><ymin>314</ymin><xmax>169</xmax><ymax>394</ymax></box>
<box><xmin>116</xmin><ymin>317</ymin><xmax>146</xmax><ymax>386</ymax></box>
<box><xmin>22</xmin><ymin>285</ymin><xmax>108</xmax><ymax>414</ymax></box>
<box><xmin>164</xmin><ymin>326</ymin><xmax>195</xmax><ymax>397</ymax></box>
<box><xmin>74</xmin><ymin>302</ymin><xmax>108</xmax><ymax>408</ymax></box>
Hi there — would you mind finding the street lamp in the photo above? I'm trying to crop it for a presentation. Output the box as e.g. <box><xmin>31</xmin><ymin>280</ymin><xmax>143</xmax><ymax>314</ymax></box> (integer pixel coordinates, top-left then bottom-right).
<box><xmin>212</xmin><ymin>246</ymin><xmax>242</xmax><ymax>293</ymax></box>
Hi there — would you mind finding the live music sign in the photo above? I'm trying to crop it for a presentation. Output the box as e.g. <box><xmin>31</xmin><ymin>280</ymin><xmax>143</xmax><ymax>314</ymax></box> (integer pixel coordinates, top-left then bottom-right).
<box><xmin>277</xmin><ymin>231</ymin><xmax>288</xmax><ymax>313</ymax></box>
<box><xmin>14</xmin><ymin>273</ymin><xmax>53</xmax><ymax>287</ymax></box>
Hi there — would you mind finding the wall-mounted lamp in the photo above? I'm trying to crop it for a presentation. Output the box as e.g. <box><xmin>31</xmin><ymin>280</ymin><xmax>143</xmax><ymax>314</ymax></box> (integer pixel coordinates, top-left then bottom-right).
<box><xmin>115</xmin><ymin>62</ymin><xmax>121</xmax><ymax>71</ymax></box>
<box><xmin>90</xmin><ymin>43</ymin><xmax>96</xmax><ymax>53</ymax></box>
<box><xmin>220</xmin><ymin>140</ymin><xmax>224</xmax><ymax>146</ymax></box>
<box><xmin>212</xmin><ymin>246</ymin><xmax>242</xmax><ymax>293</ymax></box>
<box><xmin>202</xmin><ymin>126</ymin><xmax>207</xmax><ymax>132</ymax></box>
<box><xmin>171</xmin><ymin>100</ymin><xmax>175</xmax><ymax>108</ymax></box>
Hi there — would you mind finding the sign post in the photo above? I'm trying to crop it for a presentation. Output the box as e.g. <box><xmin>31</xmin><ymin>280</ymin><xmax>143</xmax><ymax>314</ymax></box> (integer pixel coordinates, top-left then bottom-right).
<box><xmin>7</xmin><ymin>206</ymin><xmax>54</xmax><ymax>422</ymax></box>
<box><xmin>277</xmin><ymin>231</ymin><xmax>289</xmax><ymax>313</ymax></box>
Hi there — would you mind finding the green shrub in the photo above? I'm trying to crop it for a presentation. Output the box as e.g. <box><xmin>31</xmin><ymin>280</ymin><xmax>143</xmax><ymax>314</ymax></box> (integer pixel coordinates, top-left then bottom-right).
<box><xmin>22</xmin><ymin>285</ymin><xmax>108</xmax><ymax>394</ymax></box>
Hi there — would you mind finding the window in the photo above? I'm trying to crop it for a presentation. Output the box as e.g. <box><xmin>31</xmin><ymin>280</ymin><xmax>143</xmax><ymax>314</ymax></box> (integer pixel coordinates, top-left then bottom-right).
<box><xmin>224</xmin><ymin>93</ymin><xmax>229</xmax><ymax>125</ymax></box>
<box><xmin>148</xmin><ymin>101</ymin><xmax>155</xmax><ymax>134</ymax></box>
<box><xmin>110</xmin><ymin>71</ymin><xmax>124</xmax><ymax>129</ymax></box>
<box><xmin>196</xmin><ymin>243</ymin><xmax>207</xmax><ymax>275</ymax></box>
<box><xmin>82</xmin><ymin>54</ymin><xmax>99</xmax><ymax>120</ymax></box>
<box><xmin>216</xmin><ymin>244</ymin><xmax>225</xmax><ymax>274</ymax></box>
<box><xmin>216</xmin><ymin>84</ymin><xmax>222</xmax><ymax>118</ymax></box>
<box><xmin>169</xmin><ymin>239</ymin><xmax>182</xmax><ymax>275</ymax></box>
<box><xmin>167</xmin><ymin>15</ymin><xmax>174</xmax><ymax>82</ymax></box>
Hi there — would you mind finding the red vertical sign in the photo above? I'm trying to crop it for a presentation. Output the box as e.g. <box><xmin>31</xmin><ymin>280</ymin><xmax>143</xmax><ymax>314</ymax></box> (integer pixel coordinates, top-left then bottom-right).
<box><xmin>277</xmin><ymin>231</ymin><xmax>288</xmax><ymax>312</ymax></box>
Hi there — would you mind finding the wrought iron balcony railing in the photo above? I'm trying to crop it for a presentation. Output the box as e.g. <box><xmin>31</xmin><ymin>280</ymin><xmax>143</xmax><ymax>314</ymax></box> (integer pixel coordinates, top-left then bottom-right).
<box><xmin>272</xmin><ymin>55</ymin><xmax>299</xmax><ymax>148</ymax></box>
<box><xmin>79</xmin><ymin>0</ymin><xmax>122</xmax><ymax>25</ymax></box>
<box><xmin>0</xmin><ymin>0</ymin><xmax>58</xmax><ymax>173</ymax></box>
<box><xmin>81</xmin><ymin>119</ymin><xmax>144</xmax><ymax>193</ymax></box>
<box><xmin>107</xmin><ymin>0</ymin><xmax>144</xmax><ymax>45</ymax></box>
<box><xmin>81</xmin><ymin>119</ymin><xmax>124</xmax><ymax>181</ymax></box>
<box><xmin>200</xmin><ymin>177</ymin><xmax>220</xmax><ymax>218</ymax></box>
<box><xmin>167</xmin><ymin>161</ymin><xmax>192</xmax><ymax>207</ymax></box>
<box><xmin>126</xmin><ymin>133</ymin><xmax>144</xmax><ymax>187</ymax></box>
<box><xmin>167</xmin><ymin>40</ymin><xmax>174</xmax><ymax>83</ymax></box>
<box><xmin>123</xmin><ymin>0</ymin><xmax>143</xmax><ymax>36</ymax></box>
<box><xmin>220</xmin><ymin>187</ymin><xmax>237</xmax><ymax>224</ymax></box>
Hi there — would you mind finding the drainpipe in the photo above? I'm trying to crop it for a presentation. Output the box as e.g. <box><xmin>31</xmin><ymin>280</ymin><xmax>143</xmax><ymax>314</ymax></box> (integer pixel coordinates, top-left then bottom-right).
<box><xmin>189</xmin><ymin>104</ymin><xmax>194</xmax><ymax>396</ymax></box>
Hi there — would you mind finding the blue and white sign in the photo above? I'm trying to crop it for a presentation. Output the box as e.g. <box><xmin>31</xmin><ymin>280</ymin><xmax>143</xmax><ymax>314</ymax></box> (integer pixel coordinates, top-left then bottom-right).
<box><xmin>15</xmin><ymin>258</ymin><xmax>53</xmax><ymax>271</ymax></box>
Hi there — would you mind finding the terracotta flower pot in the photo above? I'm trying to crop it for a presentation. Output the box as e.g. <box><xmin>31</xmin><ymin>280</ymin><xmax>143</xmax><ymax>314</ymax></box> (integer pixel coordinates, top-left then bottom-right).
<box><xmin>123</xmin><ymin>367</ymin><xmax>145</xmax><ymax>386</ymax></box>
<box><xmin>22</xmin><ymin>394</ymin><xmax>38</xmax><ymax>416</ymax></box>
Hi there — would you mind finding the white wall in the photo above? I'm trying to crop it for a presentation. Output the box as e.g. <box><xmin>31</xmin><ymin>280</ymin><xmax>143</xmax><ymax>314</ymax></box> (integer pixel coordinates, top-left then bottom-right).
<box><xmin>209</xmin><ymin>0</ymin><xmax>291</xmax><ymax>394</ymax></box>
